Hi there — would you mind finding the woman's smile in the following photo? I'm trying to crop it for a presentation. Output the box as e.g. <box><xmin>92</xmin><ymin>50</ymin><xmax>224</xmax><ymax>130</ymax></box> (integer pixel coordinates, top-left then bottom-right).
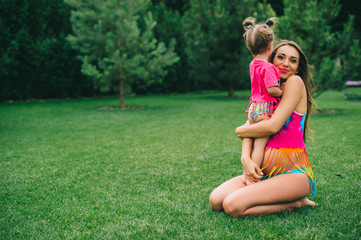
<box><xmin>279</xmin><ymin>68</ymin><xmax>288</xmax><ymax>73</ymax></box>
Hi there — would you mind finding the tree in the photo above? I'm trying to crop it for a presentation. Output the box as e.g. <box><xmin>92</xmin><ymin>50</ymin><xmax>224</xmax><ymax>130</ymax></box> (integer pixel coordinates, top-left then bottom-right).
<box><xmin>65</xmin><ymin>0</ymin><xmax>179</xmax><ymax>108</ymax></box>
<box><xmin>151</xmin><ymin>0</ymin><xmax>190</xmax><ymax>15</ymax></box>
<box><xmin>145</xmin><ymin>2</ymin><xmax>191</xmax><ymax>94</ymax></box>
<box><xmin>182</xmin><ymin>0</ymin><xmax>276</xmax><ymax>97</ymax></box>
<box><xmin>277</xmin><ymin>0</ymin><xmax>360</xmax><ymax>97</ymax></box>
<box><xmin>0</xmin><ymin>0</ymin><xmax>89</xmax><ymax>101</ymax></box>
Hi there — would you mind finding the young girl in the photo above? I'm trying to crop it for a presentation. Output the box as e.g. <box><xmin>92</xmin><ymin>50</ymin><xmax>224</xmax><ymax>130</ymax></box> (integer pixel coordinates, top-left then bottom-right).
<box><xmin>241</xmin><ymin>17</ymin><xmax>282</xmax><ymax>185</ymax></box>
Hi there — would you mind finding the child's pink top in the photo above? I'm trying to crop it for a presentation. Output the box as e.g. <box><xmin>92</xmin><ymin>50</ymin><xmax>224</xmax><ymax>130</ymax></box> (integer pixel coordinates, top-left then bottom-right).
<box><xmin>249</xmin><ymin>59</ymin><xmax>280</xmax><ymax>103</ymax></box>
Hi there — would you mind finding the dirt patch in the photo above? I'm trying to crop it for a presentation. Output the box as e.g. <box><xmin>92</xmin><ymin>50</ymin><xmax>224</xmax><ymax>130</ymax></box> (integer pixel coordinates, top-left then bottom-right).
<box><xmin>97</xmin><ymin>106</ymin><xmax>145</xmax><ymax>110</ymax></box>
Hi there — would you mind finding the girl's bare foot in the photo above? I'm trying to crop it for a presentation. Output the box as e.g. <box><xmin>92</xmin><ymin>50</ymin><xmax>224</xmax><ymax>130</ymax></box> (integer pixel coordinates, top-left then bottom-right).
<box><xmin>246</xmin><ymin>179</ymin><xmax>254</xmax><ymax>185</ymax></box>
<box><xmin>241</xmin><ymin>174</ymin><xmax>247</xmax><ymax>184</ymax></box>
<box><xmin>241</xmin><ymin>174</ymin><xmax>255</xmax><ymax>185</ymax></box>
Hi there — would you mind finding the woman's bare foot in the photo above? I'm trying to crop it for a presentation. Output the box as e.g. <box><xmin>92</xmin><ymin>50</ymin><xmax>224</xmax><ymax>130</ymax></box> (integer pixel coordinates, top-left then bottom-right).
<box><xmin>298</xmin><ymin>198</ymin><xmax>317</xmax><ymax>207</ymax></box>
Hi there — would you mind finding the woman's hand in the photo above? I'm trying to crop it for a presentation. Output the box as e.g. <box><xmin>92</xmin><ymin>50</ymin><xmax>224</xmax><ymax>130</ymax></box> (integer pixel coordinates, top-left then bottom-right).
<box><xmin>235</xmin><ymin>125</ymin><xmax>245</xmax><ymax>139</ymax></box>
<box><xmin>241</xmin><ymin>157</ymin><xmax>263</xmax><ymax>183</ymax></box>
<box><xmin>235</xmin><ymin>120</ymin><xmax>249</xmax><ymax>139</ymax></box>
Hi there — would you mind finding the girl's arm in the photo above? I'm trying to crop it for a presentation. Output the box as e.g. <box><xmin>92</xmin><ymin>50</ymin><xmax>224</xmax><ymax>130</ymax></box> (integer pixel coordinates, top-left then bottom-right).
<box><xmin>236</xmin><ymin>76</ymin><xmax>304</xmax><ymax>138</ymax></box>
<box><xmin>267</xmin><ymin>86</ymin><xmax>282</xmax><ymax>97</ymax></box>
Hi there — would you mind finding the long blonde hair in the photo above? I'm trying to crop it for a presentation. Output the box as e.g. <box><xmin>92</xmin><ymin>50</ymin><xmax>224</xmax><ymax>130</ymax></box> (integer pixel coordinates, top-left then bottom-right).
<box><xmin>269</xmin><ymin>40</ymin><xmax>315</xmax><ymax>141</ymax></box>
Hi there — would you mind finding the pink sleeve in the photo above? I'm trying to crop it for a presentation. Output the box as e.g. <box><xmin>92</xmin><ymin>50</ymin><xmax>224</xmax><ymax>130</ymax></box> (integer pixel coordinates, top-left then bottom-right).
<box><xmin>263</xmin><ymin>64</ymin><xmax>280</xmax><ymax>88</ymax></box>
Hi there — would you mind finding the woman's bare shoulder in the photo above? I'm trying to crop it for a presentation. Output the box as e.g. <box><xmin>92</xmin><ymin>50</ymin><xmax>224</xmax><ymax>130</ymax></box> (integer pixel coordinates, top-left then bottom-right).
<box><xmin>285</xmin><ymin>75</ymin><xmax>304</xmax><ymax>85</ymax></box>
<box><xmin>282</xmin><ymin>75</ymin><xmax>307</xmax><ymax>113</ymax></box>
<box><xmin>284</xmin><ymin>75</ymin><xmax>305</xmax><ymax>91</ymax></box>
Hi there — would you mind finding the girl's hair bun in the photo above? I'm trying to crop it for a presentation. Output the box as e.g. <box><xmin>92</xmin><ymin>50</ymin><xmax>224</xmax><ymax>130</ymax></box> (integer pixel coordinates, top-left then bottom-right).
<box><xmin>243</xmin><ymin>17</ymin><xmax>256</xmax><ymax>31</ymax></box>
<box><xmin>265</xmin><ymin>17</ymin><xmax>277</xmax><ymax>28</ymax></box>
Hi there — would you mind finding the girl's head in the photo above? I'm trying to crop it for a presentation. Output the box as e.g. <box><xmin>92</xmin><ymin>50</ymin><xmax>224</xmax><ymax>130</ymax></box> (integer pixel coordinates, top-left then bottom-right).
<box><xmin>242</xmin><ymin>17</ymin><xmax>277</xmax><ymax>56</ymax></box>
<box><xmin>269</xmin><ymin>40</ymin><xmax>315</xmax><ymax>141</ymax></box>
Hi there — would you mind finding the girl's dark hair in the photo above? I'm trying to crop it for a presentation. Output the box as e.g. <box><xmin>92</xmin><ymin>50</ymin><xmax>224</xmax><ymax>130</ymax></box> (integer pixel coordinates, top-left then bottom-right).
<box><xmin>269</xmin><ymin>40</ymin><xmax>315</xmax><ymax>141</ymax></box>
<box><xmin>242</xmin><ymin>17</ymin><xmax>277</xmax><ymax>55</ymax></box>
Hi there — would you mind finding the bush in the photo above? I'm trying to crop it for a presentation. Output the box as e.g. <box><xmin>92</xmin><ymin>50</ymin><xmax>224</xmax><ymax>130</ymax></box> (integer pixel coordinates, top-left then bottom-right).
<box><xmin>0</xmin><ymin>0</ymin><xmax>92</xmax><ymax>101</ymax></box>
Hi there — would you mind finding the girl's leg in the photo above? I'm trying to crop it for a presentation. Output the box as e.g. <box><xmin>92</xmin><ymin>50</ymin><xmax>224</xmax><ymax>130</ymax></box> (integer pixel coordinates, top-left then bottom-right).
<box><xmin>209</xmin><ymin>175</ymin><xmax>246</xmax><ymax>212</ymax></box>
<box><xmin>222</xmin><ymin>173</ymin><xmax>315</xmax><ymax>217</ymax></box>
<box><xmin>241</xmin><ymin>116</ymin><xmax>269</xmax><ymax>185</ymax></box>
<box><xmin>241</xmin><ymin>137</ymin><xmax>254</xmax><ymax>185</ymax></box>
<box><xmin>241</xmin><ymin>119</ymin><xmax>256</xmax><ymax>185</ymax></box>
<box><xmin>251</xmin><ymin>136</ymin><xmax>269</xmax><ymax>169</ymax></box>
<box><xmin>250</xmin><ymin>114</ymin><xmax>270</xmax><ymax>169</ymax></box>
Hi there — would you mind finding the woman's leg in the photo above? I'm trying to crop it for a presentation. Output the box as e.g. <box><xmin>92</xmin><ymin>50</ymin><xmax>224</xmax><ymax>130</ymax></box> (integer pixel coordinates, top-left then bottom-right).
<box><xmin>209</xmin><ymin>175</ymin><xmax>246</xmax><ymax>211</ymax></box>
<box><xmin>222</xmin><ymin>173</ymin><xmax>315</xmax><ymax>217</ymax></box>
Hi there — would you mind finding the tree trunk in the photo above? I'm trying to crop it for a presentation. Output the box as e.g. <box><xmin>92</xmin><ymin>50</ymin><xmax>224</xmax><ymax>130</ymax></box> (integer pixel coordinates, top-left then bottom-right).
<box><xmin>228</xmin><ymin>84</ymin><xmax>234</xmax><ymax>98</ymax></box>
<box><xmin>119</xmin><ymin>77</ymin><xmax>125</xmax><ymax>109</ymax></box>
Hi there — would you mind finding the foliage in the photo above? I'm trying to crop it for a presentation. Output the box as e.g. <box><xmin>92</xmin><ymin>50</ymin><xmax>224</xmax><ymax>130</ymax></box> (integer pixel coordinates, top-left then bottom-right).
<box><xmin>1</xmin><ymin>91</ymin><xmax>360</xmax><ymax>238</ymax></box>
<box><xmin>138</xmin><ymin>2</ymin><xmax>192</xmax><ymax>94</ymax></box>
<box><xmin>0</xmin><ymin>0</ymin><xmax>359</xmax><ymax>101</ymax></box>
<box><xmin>341</xmin><ymin>39</ymin><xmax>361</xmax><ymax>81</ymax></box>
<box><xmin>151</xmin><ymin>0</ymin><xmax>190</xmax><ymax>14</ymax></box>
<box><xmin>182</xmin><ymin>0</ymin><xmax>276</xmax><ymax>97</ymax></box>
<box><xmin>0</xmin><ymin>0</ymin><xmax>91</xmax><ymax>101</ymax></box>
<box><xmin>65</xmin><ymin>0</ymin><xmax>179</xmax><ymax>108</ymax></box>
<box><xmin>277</xmin><ymin>0</ymin><xmax>360</xmax><ymax>96</ymax></box>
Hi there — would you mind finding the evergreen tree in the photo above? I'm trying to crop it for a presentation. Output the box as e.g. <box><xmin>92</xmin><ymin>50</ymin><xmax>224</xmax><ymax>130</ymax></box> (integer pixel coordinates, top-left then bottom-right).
<box><xmin>151</xmin><ymin>0</ymin><xmax>189</xmax><ymax>14</ymax></box>
<box><xmin>65</xmin><ymin>0</ymin><xmax>179</xmax><ymax>108</ymax></box>
<box><xmin>277</xmin><ymin>0</ymin><xmax>361</xmax><ymax>96</ymax></box>
<box><xmin>183</xmin><ymin>0</ymin><xmax>276</xmax><ymax>97</ymax></box>
<box><xmin>147</xmin><ymin>2</ymin><xmax>191</xmax><ymax>94</ymax></box>
<box><xmin>0</xmin><ymin>0</ymin><xmax>88</xmax><ymax>101</ymax></box>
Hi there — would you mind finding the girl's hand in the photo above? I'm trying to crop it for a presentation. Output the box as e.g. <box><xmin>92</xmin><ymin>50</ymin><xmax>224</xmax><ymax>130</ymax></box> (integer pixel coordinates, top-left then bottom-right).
<box><xmin>241</xmin><ymin>157</ymin><xmax>263</xmax><ymax>183</ymax></box>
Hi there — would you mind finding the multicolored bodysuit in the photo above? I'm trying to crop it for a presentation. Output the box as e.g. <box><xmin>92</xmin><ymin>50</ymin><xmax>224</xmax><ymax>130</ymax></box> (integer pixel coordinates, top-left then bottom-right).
<box><xmin>261</xmin><ymin>111</ymin><xmax>316</xmax><ymax>196</ymax></box>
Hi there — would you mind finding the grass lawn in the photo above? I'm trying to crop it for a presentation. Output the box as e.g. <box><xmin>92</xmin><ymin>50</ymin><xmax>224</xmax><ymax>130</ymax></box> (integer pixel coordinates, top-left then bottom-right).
<box><xmin>1</xmin><ymin>90</ymin><xmax>360</xmax><ymax>239</ymax></box>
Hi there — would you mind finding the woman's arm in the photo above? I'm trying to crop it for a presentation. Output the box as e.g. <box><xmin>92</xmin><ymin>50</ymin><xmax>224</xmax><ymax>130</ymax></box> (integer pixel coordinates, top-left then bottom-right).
<box><xmin>236</xmin><ymin>76</ymin><xmax>304</xmax><ymax>139</ymax></box>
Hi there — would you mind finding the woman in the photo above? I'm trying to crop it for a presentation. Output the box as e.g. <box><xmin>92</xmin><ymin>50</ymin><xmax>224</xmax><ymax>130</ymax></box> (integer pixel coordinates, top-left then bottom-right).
<box><xmin>209</xmin><ymin>40</ymin><xmax>317</xmax><ymax>217</ymax></box>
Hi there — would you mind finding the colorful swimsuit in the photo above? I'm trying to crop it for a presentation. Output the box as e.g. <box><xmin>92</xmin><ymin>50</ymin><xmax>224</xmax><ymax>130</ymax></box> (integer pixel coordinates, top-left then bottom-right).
<box><xmin>261</xmin><ymin>111</ymin><xmax>316</xmax><ymax>196</ymax></box>
<box><xmin>246</xmin><ymin>60</ymin><xmax>280</xmax><ymax>122</ymax></box>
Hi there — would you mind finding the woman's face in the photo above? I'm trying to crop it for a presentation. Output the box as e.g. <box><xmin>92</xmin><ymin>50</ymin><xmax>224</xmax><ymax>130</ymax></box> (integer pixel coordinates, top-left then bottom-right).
<box><xmin>273</xmin><ymin>45</ymin><xmax>300</xmax><ymax>80</ymax></box>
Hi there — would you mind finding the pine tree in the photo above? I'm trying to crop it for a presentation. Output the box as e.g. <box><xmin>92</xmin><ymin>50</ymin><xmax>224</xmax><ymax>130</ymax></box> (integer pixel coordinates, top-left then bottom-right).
<box><xmin>278</xmin><ymin>0</ymin><xmax>360</xmax><ymax>96</ymax></box>
<box><xmin>144</xmin><ymin>2</ymin><xmax>191</xmax><ymax>94</ymax></box>
<box><xmin>0</xmin><ymin>0</ymin><xmax>88</xmax><ymax>101</ymax></box>
<box><xmin>65</xmin><ymin>0</ymin><xmax>179</xmax><ymax>108</ymax></box>
<box><xmin>183</xmin><ymin>0</ymin><xmax>276</xmax><ymax>97</ymax></box>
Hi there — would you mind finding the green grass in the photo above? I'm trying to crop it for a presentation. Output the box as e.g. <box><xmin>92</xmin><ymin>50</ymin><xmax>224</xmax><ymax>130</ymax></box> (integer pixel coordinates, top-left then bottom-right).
<box><xmin>1</xmin><ymin>91</ymin><xmax>360</xmax><ymax>239</ymax></box>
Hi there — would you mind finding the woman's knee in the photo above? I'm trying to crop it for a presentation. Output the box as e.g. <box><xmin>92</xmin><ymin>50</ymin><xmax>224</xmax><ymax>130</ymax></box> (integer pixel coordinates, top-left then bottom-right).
<box><xmin>223</xmin><ymin>195</ymin><xmax>247</xmax><ymax>217</ymax></box>
<box><xmin>209</xmin><ymin>190</ymin><xmax>224</xmax><ymax>211</ymax></box>
<box><xmin>209</xmin><ymin>191</ymin><xmax>222</xmax><ymax>211</ymax></box>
